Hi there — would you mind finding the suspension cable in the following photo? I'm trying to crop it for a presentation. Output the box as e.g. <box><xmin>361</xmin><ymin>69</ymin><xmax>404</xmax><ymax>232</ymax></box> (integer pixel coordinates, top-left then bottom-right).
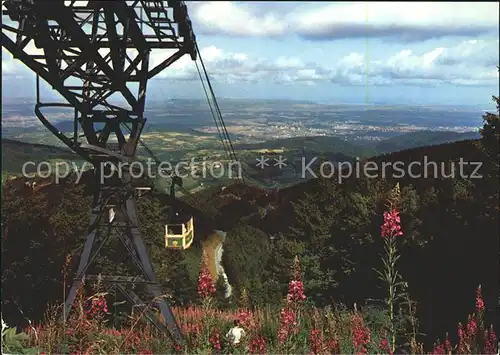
<box><xmin>194</xmin><ymin>42</ymin><xmax>239</xmax><ymax>166</ymax></box>
<box><xmin>195</xmin><ymin>59</ymin><xmax>231</xmax><ymax>161</ymax></box>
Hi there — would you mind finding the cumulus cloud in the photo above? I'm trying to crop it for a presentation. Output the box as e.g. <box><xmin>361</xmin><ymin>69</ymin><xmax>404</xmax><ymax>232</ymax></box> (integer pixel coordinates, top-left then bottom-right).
<box><xmin>5</xmin><ymin>39</ymin><xmax>498</xmax><ymax>87</ymax></box>
<box><xmin>189</xmin><ymin>1</ymin><xmax>286</xmax><ymax>37</ymax></box>
<box><xmin>190</xmin><ymin>2</ymin><xmax>499</xmax><ymax>42</ymax></box>
<box><xmin>149</xmin><ymin>39</ymin><xmax>499</xmax><ymax>87</ymax></box>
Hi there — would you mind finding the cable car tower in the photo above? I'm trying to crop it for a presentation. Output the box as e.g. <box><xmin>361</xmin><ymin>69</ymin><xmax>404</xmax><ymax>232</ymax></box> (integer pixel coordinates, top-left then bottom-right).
<box><xmin>2</xmin><ymin>0</ymin><xmax>198</xmax><ymax>346</ymax></box>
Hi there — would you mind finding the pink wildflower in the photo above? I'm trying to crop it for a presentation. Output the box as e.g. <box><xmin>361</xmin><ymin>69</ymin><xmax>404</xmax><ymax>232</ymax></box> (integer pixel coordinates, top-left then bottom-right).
<box><xmin>286</xmin><ymin>256</ymin><xmax>306</xmax><ymax>306</ymax></box>
<box><xmin>248</xmin><ymin>335</ymin><xmax>267</xmax><ymax>354</ymax></box>
<box><xmin>309</xmin><ymin>329</ymin><xmax>324</xmax><ymax>354</ymax></box>
<box><xmin>287</xmin><ymin>279</ymin><xmax>306</xmax><ymax>303</ymax></box>
<box><xmin>173</xmin><ymin>344</ymin><xmax>183</xmax><ymax>353</ymax></box>
<box><xmin>380</xmin><ymin>337</ymin><xmax>393</xmax><ymax>355</ymax></box>
<box><xmin>475</xmin><ymin>285</ymin><xmax>485</xmax><ymax>313</ymax></box>
<box><xmin>209</xmin><ymin>329</ymin><xmax>221</xmax><ymax>351</ymax></box>
<box><xmin>381</xmin><ymin>209</ymin><xmax>403</xmax><ymax>238</ymax></box>
<box><xmin>237</xmin><ymin>309</ymin><xmax>257</xmax><ymax>330</ymax></box>
<box><xmin>484</xmin><ymin>326</ymin><xmax>498</xmax><ymax>354</ymax></box>
<box><xmin>444</xmin><ymin>333</ymin><xmax>452</xmax><ymax>354</ymax></box>
<box><xmin>351</xmin><ymin>312</ymin><xmax>370</xmax><ymax>354</ymax></box>
<box><xmin>326</xmin><ymin>338</ymin><xmax>340</xmax><ymax>354</ymax></box>
<box><xmin>85</xmin><ymin>294</ymin><xmax>108</xmax><ymax>318</ymax></box>
<box><xmin>277</xmin><ymin>308</ymin><xmax>298</xmax><ymax>343</ymax></box>
<box><xmin>197</xmin><ymin>258</ymin><xmax>215</xmax><ymax>299</ymax></box>
<box><xmin>431</xmin><ymin>341</ymin><xmax>445</xmax><ymax>355</ymax></box>
<box><xmin>466</xmin><ymin>315</ymin><xmax>477</xmax><ymax>337</ymax></box>
<box><xmin>458</xmin><ymin>322</ymin><xmax>468</xmax><ymax>354</ymax></box>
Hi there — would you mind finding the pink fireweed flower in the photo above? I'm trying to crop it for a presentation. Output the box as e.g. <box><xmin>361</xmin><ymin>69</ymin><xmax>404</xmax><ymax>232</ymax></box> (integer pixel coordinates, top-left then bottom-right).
<box><xmin>85</xmin><ymin>295</ymin><xmax>108</xmax><ymax>318</ymax></box>
<box><xmin>287</xmin><ymin>279</ymin><xmax>306</xmax><ymax>304</ymax></box>
<box><xmin>237</xmin><ymin>309</ymin><xmax>257</xmax><ymax>330</ymax></box>
<box><xmin>286</xmin><ymin>256</ymin><xmax>307</xmax><ymax>307</ymax></box>
<box><xmin>172</xmin><ymin>344</ymin><xmax>183</xmax><ymax>353</ymax></box>
<box><xmin>277</xmin><ymin>308</ymin><xmax>298</xmax><ymax>343</ymax></box>
<box><xmin>483</xmin><ymin>325</ymin><xmax>498</xmax><ymax>354</ymax></box>
<box><xmin>476</xmin><ymin>285</ymin><xmax>485</xmax><ymax>313</ymax></box>
<box><xmin>326</xmin><ymin>338</ymin><xmax>340</xmax><ymax>354</ymax></box>
<box><xmin>248</xmin><ymin>335</ymin><xmax>267</xmax><ymax>354</ymax></box>
<box><xmin>381</xmin><ymin>209</ymin><xmax>403</xmax><ymax>238</ymax></box>
<box><xmin>351</xmin><ymin>312</ymin><xmax>370</xmax><ymax>354</ymax></box>
<box><xmin>124</xmin><ymin>331</ymin><xmax>141</xmax><ymax>350</ymax></box>
<box><xmin>197</xmin><ymin>260</ymin><xmax>215</xmax><ymax>299</ymax></box>
<box><xmin>209</xmin><ymin>328</ymin><xmax>221</xmax><ymax>351</ymax></box>
<box><xmin>458</xmin><ymin>322</ymin><xmax>467</xmax><ymax>354</ymax></box>
<box><xmin>466</xmin><ymin>315</ymin><xmax>478</xmax><ymax>337</ymax></box>
<box><xmin>444</xmin><ymin>333</ymin><xmax>452</xmax><ymax>354</ymax></box>
<box><xmin>379</xmin><ymin>337</ymin><xmax>393</xmax><ymax>355</ymax></box>
<box><xmin>431</xmin><ymin>341</ymin><xmax>445</xmax><ymax>355</ymax></box>
<box><xmin>309</xmin><ymin>329</ymin><xmax>324</xmax><ymax>354</ymax></box>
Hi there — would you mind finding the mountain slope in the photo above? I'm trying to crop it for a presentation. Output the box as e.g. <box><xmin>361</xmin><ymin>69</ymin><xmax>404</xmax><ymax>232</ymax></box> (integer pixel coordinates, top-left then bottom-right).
<box><xmin>372</xmin><ymin>130</ymin><xmax>480</xmax><ymax>154</ymax></box>
<box><xmin>2</xmin><ymin>138</ymin><xmax>498</xmax><ymax>346</ymax></box>
<box><xmin>234</xmin><ymin>135</ymin><xmax>376</xmax><ymax>157</ymax></box>
<box><xmin>1</xmin><ymin>138</ymin><xmax>79</xmax><ymax>176</ymax></box>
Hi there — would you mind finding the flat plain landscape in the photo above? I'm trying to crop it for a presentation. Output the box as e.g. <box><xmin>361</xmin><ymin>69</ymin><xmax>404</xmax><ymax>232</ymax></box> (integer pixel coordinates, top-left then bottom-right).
<box><xmin>1</xmin><ymin>98</ymin><xmax>483</xmax><ymax>190</ymax></box>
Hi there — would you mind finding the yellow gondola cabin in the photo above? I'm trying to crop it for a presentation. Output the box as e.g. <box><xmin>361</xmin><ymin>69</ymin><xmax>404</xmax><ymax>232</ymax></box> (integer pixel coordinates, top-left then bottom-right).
<box><xmin>165</xmin><ymin>217</ymin><xmax>194</xmax><ymax>249</ymax></box>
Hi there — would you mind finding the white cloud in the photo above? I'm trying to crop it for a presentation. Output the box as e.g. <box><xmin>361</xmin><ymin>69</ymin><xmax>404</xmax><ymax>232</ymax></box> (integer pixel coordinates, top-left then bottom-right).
<box><xmin>190</xmin><ymin>1</ymin><xmax>286</xmax><ymax>37</ymax></box>
<box><xmin>191</xmin><ymin>2</ymin><xmax>499</xmax><ymax>42</ymax></box>
<box><xmin>149</xmin><ymin>39</ymin><xmax>498</xmax><ymax>87</ymax></box>
<box><xmin>3</xmin><ymin>35</ymin><xmax>498</xmax><ymax>88</ymax></box>
<box><xmin>2</xmin><ymin>39</ymin><xmax>44</xmax><ymax>77</ymax></box>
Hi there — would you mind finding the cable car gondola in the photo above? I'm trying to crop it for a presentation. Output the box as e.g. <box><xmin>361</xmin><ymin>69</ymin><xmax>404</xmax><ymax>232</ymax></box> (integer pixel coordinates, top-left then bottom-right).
<box><xmin>164</xmin><ymin>175</ymin><xmax>195</xmax><ymax>250</ymax></box>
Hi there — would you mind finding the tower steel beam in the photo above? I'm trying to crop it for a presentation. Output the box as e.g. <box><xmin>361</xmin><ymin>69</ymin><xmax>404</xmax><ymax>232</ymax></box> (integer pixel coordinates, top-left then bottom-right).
<box><xmin>2</xmin><ymin>0</ymin><xmax>198</xmax><ymax>346</ymax></box>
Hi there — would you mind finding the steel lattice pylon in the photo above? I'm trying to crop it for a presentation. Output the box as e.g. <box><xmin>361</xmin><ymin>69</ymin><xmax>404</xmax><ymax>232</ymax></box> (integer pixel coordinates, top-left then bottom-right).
<box><xmin>2</xmin><ymin>0</ymin><xmax>197</xmax><ymax>346</ymax></box>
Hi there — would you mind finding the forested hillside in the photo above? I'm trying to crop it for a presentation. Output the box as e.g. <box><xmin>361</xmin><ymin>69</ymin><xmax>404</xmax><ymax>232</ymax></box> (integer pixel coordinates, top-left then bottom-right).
<box><xmin>372</xmin><ymin>131</ymin><xmax>480</xmax><ymax>153</ymax></box>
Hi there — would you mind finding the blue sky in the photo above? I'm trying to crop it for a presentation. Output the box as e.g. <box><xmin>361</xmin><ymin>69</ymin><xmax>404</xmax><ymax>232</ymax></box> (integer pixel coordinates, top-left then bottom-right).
<box><xmin>2</xmin><ymin>1</ymin><xmax>499</xmax><ymax>106</ymax></box>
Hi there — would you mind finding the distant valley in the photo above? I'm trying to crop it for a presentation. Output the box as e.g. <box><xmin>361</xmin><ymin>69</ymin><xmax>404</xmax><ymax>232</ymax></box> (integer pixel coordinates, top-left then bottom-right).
<box><xmin>1</xmin><ymin>98</ymin><xmax>482</xmax><ymax>189</ymax></box>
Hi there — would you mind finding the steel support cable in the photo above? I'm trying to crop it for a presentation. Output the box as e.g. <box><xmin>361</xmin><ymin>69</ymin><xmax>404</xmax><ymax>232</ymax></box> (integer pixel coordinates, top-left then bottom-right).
<box><xmin>193</xmin><ymin>57</ymin><xmax>232</xmax><ymax>163</ymax></box>
<box><xmin>203</xmin><ymin>77</ymin><xmax>235</xmax><ymax>164</ymax></box>
<box><xmin>195</xmin><ymin>59</ymin><xmax>232</xmax><ymax>161</ymax></box>
<box><xmin>194</xmin><ymin>42</ymin><xmax>238</xmax><ymax>164</ymax></box>
<box><xmin>194</xmin><ymin>42</ymin><xmax>250</xmax><ymax>183</ymax></box>
<box><xmin>194</xmin><ymin>59</ymin><xmax>249</xmax><ymax>184</ymax></box>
